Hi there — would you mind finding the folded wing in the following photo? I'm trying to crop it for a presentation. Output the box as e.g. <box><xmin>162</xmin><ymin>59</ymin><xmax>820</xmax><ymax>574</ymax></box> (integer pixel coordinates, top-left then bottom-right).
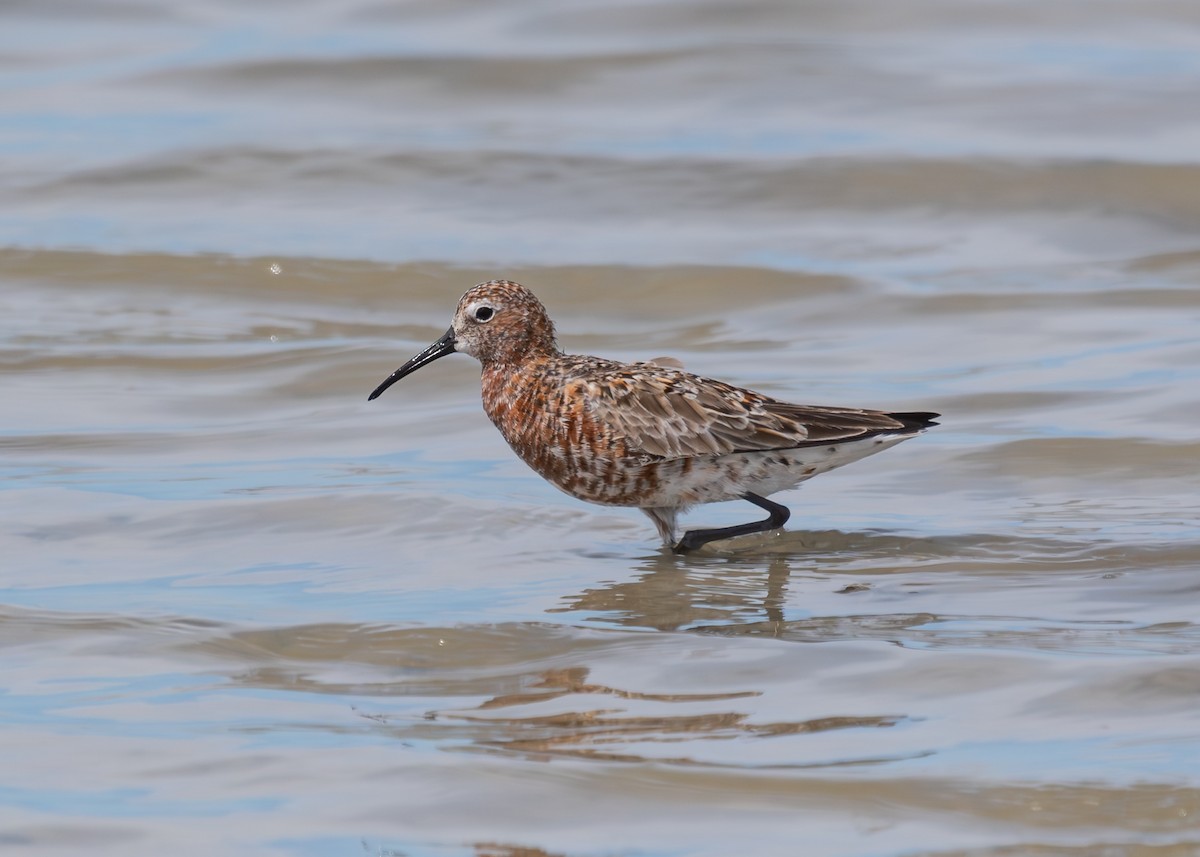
<box><xmin>582</xmin><ymin>367</ymin><xmax>935</xmax><ymax>461</ymax></box>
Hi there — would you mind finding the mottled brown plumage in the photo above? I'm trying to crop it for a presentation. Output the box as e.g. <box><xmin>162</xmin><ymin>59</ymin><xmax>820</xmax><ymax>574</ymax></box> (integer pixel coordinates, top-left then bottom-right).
<box><xmin>369</xmin><ymin>280</ymin><xmax>939</xmax><ymax>551</ymax></box>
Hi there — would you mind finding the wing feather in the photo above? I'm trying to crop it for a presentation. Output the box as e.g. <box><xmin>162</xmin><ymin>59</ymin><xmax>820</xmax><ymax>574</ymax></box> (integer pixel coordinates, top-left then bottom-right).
<box><xmin>581</xmin><ymin>364</ymin><xmax>929</xmax><ymax>461</ymax></box>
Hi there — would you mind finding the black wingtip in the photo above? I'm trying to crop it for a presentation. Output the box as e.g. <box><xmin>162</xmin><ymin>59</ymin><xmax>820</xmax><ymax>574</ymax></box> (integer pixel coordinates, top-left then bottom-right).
<box><xmin>889</xmin><ymin>411</ymin><xmax>941</xmax><ymax>431</ymax></box>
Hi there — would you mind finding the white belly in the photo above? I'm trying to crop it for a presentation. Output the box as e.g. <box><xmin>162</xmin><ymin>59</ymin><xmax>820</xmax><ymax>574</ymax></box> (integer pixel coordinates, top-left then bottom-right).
<box><xmin>638</xmin><ymin>434</ymin><xmax>915</xmax><ymax>508</ymax></box>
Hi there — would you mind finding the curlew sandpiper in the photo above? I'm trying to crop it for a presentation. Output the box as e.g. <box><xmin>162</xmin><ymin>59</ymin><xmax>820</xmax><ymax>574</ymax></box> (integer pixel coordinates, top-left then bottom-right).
<box><xmin>369</xmin><ymin>280</ymin><xmax>938</xmax><ymax>551</ymax></box>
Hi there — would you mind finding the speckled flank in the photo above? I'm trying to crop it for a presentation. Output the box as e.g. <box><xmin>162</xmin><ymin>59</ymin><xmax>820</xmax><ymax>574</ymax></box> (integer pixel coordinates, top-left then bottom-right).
<box><xmin>372</xmin><ymin>279</ymin><xmax>939</xmax><ymax>547</ymax></box>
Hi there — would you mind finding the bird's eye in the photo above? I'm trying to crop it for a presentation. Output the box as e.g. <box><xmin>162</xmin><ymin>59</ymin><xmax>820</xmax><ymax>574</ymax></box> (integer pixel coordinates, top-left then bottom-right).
<box><xmin>474</xmin><ymin>306</ymin><xmax>494</xmax><ymax>323</ymax></box>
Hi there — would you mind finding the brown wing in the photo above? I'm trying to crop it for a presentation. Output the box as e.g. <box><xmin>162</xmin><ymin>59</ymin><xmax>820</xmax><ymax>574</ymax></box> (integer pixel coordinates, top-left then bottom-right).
<box><xmin>580</xmin><ymin>364</ymin><xmax>933</xmax><ymax>461</ymax></box>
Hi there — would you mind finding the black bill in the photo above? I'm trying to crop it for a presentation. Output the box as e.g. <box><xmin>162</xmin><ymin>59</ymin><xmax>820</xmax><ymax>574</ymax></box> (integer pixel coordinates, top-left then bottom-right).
<box><xmin>367</xmin><ymin>326</ymin><xmax>456</xmax><ymax>401</ymax></box>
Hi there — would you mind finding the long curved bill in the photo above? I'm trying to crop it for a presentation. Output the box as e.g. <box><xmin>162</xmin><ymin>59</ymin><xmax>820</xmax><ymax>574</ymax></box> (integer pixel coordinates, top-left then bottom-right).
<box><xmin>367</xmin><ymin>326</ymin><xmax>456</xmax><ymax>401</ymax></box>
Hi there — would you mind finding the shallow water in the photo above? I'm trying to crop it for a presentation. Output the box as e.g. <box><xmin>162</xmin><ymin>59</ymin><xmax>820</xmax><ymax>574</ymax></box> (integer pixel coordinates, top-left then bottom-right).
<box><xmin>3</xmin><ymin>2</ymin><xmax>1200</xmax><ymax>856</ymax></box>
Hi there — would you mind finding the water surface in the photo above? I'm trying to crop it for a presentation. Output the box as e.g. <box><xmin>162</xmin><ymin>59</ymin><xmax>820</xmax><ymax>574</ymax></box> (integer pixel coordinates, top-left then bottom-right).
<box><xmin>3</xmin><ymin>2</ymin><xmax>1200</xmax><ymax>855</ymax></box>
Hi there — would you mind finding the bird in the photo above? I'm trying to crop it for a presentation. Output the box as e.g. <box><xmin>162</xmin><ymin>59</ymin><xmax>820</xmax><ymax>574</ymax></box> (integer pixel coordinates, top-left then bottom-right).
<box><xmin>368</xmin><ymin>280</ymin><xmax>939</xmax><ymax>552</ymax></box>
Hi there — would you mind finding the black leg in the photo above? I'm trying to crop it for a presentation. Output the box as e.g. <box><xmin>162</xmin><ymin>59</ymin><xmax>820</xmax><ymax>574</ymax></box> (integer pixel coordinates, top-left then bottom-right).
<box><xmin>673</xmin><ymin>493</ymin><xmax>791</xmax><ymax>553</ymax></box>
